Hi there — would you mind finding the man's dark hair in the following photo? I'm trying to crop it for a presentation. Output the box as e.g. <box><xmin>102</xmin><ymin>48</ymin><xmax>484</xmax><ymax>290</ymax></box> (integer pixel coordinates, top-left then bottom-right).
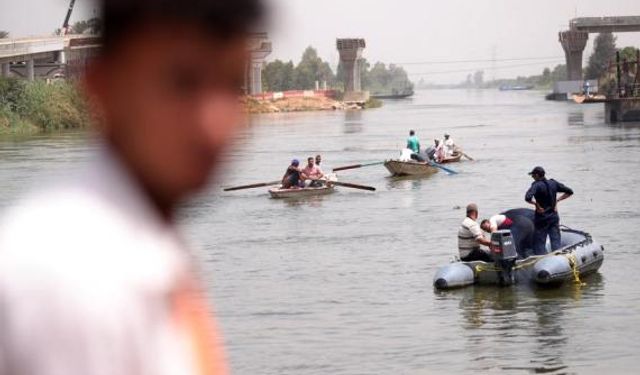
<box><xmin>101</xmin><ymin>0</ymin><xmax>266</xmax><ymax>54</ymax></box>
<box><xmin>409</xmin><ymin>130</ymin><xmax>415</xmax><ymax>136</ymax></box>
<box><xmin>480</xmin><ymin>219</ymin><xmax>490</xmax><ymax>228</ymax></box>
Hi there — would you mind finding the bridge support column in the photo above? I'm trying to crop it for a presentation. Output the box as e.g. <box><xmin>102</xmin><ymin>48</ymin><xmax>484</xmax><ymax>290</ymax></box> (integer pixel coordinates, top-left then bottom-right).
<box><xmin>559</xmin><ymin>30</ymin><xmax>588</xmax><ymax>81</ymax></box>
<box><xmin>337</xmin><ymin>39</ymin><xmax>366</xmax><ymax>93</ymax></box>
<box><xmin>26</xmin><ymin>59</ymin><xmax>35</xmax><ymax>81</ymax></box>
<box><xmin>248</xmin><ymin>59</ymin><xmax>264</xmax><ymax>95</ymax></box>
<box><xmin>1</xmin><ymin>63</ymin><xmax>10</xmax><ymax>78</ymax></box>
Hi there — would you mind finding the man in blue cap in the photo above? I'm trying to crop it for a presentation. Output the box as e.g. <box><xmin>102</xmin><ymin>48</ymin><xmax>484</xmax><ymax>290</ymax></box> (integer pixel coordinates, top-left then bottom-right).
<box><xmin>282</xmin><ymin>159</ymin><xmax>304</xmax><ymax>189</ymax></box>
<box><xmin>525</xmin><ymin>166</ymin><xmax>574</xmax><ymax>254</ymax></box>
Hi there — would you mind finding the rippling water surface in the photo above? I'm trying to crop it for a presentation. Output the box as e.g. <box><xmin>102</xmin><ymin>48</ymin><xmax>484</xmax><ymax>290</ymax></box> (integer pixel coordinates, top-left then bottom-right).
<box><xmin>1</xmin><ymin>89</ymin><xmax>639</xmax><ymax>374</ymax></box>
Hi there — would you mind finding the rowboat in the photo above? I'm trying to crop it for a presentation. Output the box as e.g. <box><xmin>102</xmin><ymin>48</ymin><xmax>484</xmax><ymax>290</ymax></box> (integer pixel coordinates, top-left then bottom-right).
<box><xmin>572</xmin><ymin>94</ymin><xmax>607</xmax><ymax>104</ymax></box>
<box><xmin>433</xmin><ymin>227</ymin><xmax>604</xmax><ymax>290</ymax></box>
<box><xmin>383</xmin><ymin>159</ymin><xmax>439</xmax><ymax>177</ymax></box>
<box><xmin>440</xmin><ymin>151</ymin><xmax>463</xmax><ymax>164</ymax></box>
<box><xmin>268</xmin><ymin>174</ymin><xmax>338</xmax><ymax>199</ymax></box>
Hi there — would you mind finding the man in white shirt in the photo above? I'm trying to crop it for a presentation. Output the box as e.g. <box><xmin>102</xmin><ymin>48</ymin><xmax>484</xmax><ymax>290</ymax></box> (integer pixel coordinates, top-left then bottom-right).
<box><xmin>480</xmin><ymin>214</ymin><xmax>513</xmax><ymax>233</ymax></box>
<box><xmin>443</xmin><ymin>133</ymin><xmax>456</xmax><ymax>157</ymax></box>
<box><xmin>458</xmin><ymin>203</ymin><xmax>493</xmax><ymax>262</ymax></box>
<box><xmin>0</xmin><ymin>1</ymin><xmax>265</xmax><ymax>374</ymax></box>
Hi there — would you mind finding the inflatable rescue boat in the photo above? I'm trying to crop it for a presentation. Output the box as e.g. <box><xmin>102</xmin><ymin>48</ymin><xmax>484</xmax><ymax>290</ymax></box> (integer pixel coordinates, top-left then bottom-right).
<box><xmin>433</xmin><ymin>227</ymin><xmax>604</xmax><ymax>290</ymax></box>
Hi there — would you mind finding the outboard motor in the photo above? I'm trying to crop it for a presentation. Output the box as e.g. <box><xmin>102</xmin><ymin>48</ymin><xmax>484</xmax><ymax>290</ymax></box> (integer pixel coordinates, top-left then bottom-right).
<box><xmin>490</xmin><ymin>230</ymin><xmax>518</xmax><ymax>286</ymax></box>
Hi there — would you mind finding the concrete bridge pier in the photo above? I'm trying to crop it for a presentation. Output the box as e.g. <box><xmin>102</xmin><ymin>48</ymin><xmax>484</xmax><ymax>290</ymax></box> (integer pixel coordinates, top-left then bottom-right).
<box><xmin>26</xmin><ymin>59</ymin><xmax>35</xmax><ymax>81</ymax></box>
<box><xmin>559</xmin><ymin>30</ymin><xmax>588</xmax><ymax>80</ymax></box>
<box><xmin>248</xmin><ymin>59</ymin><xmax>264</xmax><ymax>95</ymax></box>
<box><xmin>337</xmin><ymin>38</ymin><xmax>366</xmax><ymax>93</ymax></box>
<box><xmin>1</xmin><ymin>63</ymin><xmax>10</xmax><ymax>78</ymax></box>
<box><xmin>245</xmin><ymin>33</ymin><xmax>272</xmax><ymax>95</ymax></box>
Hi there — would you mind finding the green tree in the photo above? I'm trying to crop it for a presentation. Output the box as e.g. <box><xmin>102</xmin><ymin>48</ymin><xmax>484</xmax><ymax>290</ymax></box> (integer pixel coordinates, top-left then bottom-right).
<box><xmin>585</xmin><ymin>32</ymin><xmax>617</xmax><ymax>80</ymax></box>
<box><xmin>262</xmin><ymin>60</ymin><xmax>295</xmax><ymax>92</ymax></box>
<box><xmin>71</xmin><ymin>18</ymin><xmax>102</xmax><ymax>34</ymax></box>
<box><xmin>293</xmin><ymin>47</ymin><xmax>335</xmax><ymax>90</ymax></box>
<box><xmin>0</xmin><ymin>31</ymin><xmax>9</xmax><ymax>39</ymax></box>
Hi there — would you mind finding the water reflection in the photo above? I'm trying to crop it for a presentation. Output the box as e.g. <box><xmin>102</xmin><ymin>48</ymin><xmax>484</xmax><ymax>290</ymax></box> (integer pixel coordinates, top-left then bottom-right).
<box><xmin>343</xmin><ymin>110</ymin><xmax>363</xmax><ymax>134</ymax></box>
<box><xmin>437</xmin><ymin>274</ymin><xmax>605</xmax><ymax>374</ymax></box>
<box><xmin>276</xmin><ymin>193</ymin><xmax>331</xmax><ymax>208</ymax></box>
<box><xmin>567</xmin><ymin>111</ymin><xmax>584</xmax><ymax>126</ymax></box>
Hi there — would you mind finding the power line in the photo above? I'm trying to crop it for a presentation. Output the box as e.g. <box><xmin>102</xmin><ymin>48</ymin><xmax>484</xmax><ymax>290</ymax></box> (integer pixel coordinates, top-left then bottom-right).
<box><xmin>393</xmin><ymin>56</ymin><xmax>565</xmax><ymax>65</ymax></box>
<box><xmin>407</xmin><ymin>59</ymin><xmax>564</xmax><ymax>76</ymax></box>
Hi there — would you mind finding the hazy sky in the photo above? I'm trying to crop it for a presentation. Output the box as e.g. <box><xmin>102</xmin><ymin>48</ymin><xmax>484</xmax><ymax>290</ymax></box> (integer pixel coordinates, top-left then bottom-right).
<box><xmin>2</xmin><ymin>0</ymin><xmax>640</xmax><ymax>83</ymax></box>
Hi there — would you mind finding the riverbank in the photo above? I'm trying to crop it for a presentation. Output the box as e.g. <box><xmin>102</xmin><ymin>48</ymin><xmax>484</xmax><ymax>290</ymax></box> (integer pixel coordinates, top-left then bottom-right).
<box><xmin>243</xmin><ymin>96</ymin><xmax>382</xmax><ymax>114</ymax></box>
<box><xmin>0</xmin><ymin>78</ymin><xmax>89</xmax><ymax>135</ymax></box>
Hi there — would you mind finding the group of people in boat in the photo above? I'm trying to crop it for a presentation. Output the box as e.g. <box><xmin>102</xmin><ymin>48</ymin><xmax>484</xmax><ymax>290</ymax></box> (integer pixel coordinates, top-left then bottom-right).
<box><xmin>404</xmin><ymin>130</ymin><xmax>457</xmax><ymax>163</ymax></box>
<box><xmin>281</xmin><ymin>155</ymin><xmax>326</xmax><ymax>189</ymax></box>
<box><xmin>458</xmin><ymin>166</ymin><xmax>574</xmax><ymax>262</ymax></box>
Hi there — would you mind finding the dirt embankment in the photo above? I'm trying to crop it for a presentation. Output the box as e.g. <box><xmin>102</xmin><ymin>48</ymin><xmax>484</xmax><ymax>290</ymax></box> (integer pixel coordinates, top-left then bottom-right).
<box><xmin>243</xmin><ymin>96</ymin><xmax>380</xmax><ymax>114</ymax></box>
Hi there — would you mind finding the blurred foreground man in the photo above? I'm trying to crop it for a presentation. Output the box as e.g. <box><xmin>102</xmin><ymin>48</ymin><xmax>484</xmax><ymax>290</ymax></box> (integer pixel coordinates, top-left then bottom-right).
<box><xmin>0</xmin><ymin>0</ymin><xmax>265</xmax><ymax>374</ymax></box>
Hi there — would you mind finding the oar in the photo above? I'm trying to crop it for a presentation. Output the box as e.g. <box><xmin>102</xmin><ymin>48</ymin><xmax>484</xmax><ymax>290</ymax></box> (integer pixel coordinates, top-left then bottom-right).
<box><xmin>462</xmin><ymin>152</ymin><xmax>474</xmax><ymax>161</ymax></box>
<box><xmin>332</xmin><ymin>161</ymin><xmax>385</xmax><ymax>172</ymax></box>
<box><xmin>223</xmin><ymin>180</ymin><xmax>281</xmax><ymax>191</ymax></box>
<box><xmin>428</xmin><ymin>161</ymin><xmax>458</xmax><ymax>175</ymax></box>
<box><xmin>330</xmin><ymin>181</ymin><xmax>376</xmax><ymax>191</ymax></box>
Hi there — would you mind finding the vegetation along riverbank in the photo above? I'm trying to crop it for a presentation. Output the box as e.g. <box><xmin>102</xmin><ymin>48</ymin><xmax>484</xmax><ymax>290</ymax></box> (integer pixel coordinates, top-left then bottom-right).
<box><xmin>0</xmin><ymin>78</ymin><xmax>89</xmax><ymax>135</ymax></box>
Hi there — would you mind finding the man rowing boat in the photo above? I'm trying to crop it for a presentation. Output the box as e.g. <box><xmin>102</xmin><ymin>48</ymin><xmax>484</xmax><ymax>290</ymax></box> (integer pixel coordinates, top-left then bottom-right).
<box><xmin>282</xmin><ymin>159</ymin><xmax>304</xmax><ymax>189</ymax></box>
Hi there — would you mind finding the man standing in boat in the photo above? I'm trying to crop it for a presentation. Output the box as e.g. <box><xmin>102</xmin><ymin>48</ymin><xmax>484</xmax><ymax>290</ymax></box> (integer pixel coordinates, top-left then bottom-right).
<box><xmin>525</xmin><ymin>166</ymin><xmax>574</xmax><ymax>254</ymax></box>
<box><xmin>406</xmin><ymin>130</ymin><xmax>425</xmax><ymax>162</ymax></box>
<box><xmin>458</xmin><ymin>203</ymin><xmax>493</xmax><ymax>262</ymax></box>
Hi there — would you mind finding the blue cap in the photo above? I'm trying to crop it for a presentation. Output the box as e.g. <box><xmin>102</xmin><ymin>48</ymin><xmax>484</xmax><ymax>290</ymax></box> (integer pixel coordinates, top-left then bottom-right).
<box><xmin>291</xmin><ymin>159</ymin><xmax>299</xmax><ymax>166</ymax></box>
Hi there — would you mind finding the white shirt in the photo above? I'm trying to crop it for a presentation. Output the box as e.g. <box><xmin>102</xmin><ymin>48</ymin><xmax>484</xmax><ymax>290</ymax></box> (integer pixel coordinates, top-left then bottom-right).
<box><xmin>0</xmin><ymin>147</ymin><xmax>227</xmax><ymax>375</ymax></box>
<box><xmin>458</xmin><ymin>217</ymin><xmax>484</xmax><ymax>257</ymax></box>
<box><xmin>399</xmin><ymin>148</ymin><xmax>414</xmax><ymax>161</ymax></box>
<box><xmin>489</xmin><ymin>214</ymin><xmax>508</xmax><ymax>231</ymax></box>
<box><xmin>444</xmin><ymin>138</ymin><xmax>455</xmax><ymax>156</ymax></box>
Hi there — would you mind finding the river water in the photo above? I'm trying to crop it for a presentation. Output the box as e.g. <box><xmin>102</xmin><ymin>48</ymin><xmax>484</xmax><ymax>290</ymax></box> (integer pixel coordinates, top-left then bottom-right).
<box><xmin>0</xmin><ymin>89</ymin><xmax>639</xmax><ymax>374</ymax></box>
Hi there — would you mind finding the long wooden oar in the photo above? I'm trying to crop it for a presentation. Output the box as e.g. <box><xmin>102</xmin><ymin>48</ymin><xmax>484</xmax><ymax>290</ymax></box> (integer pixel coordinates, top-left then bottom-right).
<box><xmin>462</xmin><ymin>152</ymin><xmax>474</xmax><ymax>161</ymax></box>
<box><xmin>223</xmin><ymin>180</ymin><xmax>280</xmax><ymax>191</ymax></box>
<box><xmin>330</xmin><ymin>181</ymin><xmax>376</xmax><ymax>191</ymax></box>
<box><xmin>429</xmin><ymin>161</ymin><xmax>458</xmax><ymax>175</ymax></box>
<box><xmin>332</xmin><ymin>161</ymin><xmax>385</xmax><ymax>172</ymax></box>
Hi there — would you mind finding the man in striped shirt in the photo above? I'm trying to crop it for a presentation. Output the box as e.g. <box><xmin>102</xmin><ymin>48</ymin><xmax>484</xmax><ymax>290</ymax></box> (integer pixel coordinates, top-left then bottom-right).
<box><xmin>458</xmin><ymin>203</ymin><xmax>493</xmax><ymax>262</ymax></box>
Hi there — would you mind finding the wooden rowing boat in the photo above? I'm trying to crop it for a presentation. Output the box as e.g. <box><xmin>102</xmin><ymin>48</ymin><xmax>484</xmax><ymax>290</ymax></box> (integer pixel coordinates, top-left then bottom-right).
<box><xmin>383</xmin><ymin>159</ymin><xmax>439</xmax><ymax>177</ymax></box>
<box><xmin>440</xmin><ymin>151</ymin><xmax>463</xmax><ymax>164</ymax></box>
<box><xmin>268</xmin><ymin>173</ymin><xmax>338</xmax><ymax>199</ymax></box>
<box><xmin>269</xmin><ymin>184</ymin><xmax>335</xmax><ymax>198</ymax></box>
<box><xmin>573</xmin><ymin>94</ymin><xmax>607</xmax><ymax>104</ymax></box>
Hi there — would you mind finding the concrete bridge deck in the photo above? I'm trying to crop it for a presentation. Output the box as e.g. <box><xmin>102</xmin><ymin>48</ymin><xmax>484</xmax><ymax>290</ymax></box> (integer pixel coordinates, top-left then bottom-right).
<box><xmin>570</xmin><ymin>16</ymin><xmax>640</xmax><ymax>33</ymax></box>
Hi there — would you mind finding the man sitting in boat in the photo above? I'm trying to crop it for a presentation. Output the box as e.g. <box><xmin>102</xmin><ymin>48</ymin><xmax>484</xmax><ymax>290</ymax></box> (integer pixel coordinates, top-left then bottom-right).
<box><xmin>301</xmin><ymin>156</ymin><xmax>325</xmax><ymax>187</ymax></box>
<box><xmin>458</xmin><ymin>203</ymin><xmax>493</xmax><ymax>262</ymax></box>
<box><xmin>443</xmin><ymin>134</ymin><xmax>456</xmax><ymax>157</ymax></box>
<box><xmin>282</xmin><ymin>159</ymin><xmax>304</xmax><ymax>189</ymax></box>
<box><xmin>406</xmin><ymin>130</ymin><xmax>425</xmax><ymax>162</ymax></box>
<box><xmin>434</xmin><ymin>139</ymin><xmax>445</xmax><ymax>162</ymax></box>
<box><xmin>315</xmin><ymin>154</ymin><xmax>323</xmax><ymax>173</ymax></box>
<box><xmin>480</xmin><ymin>208</ymin><xmax>535</xmax><ymax>259</ymax></box>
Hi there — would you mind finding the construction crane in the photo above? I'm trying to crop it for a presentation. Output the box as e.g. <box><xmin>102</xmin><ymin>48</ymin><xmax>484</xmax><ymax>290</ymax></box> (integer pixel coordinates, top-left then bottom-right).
<box><xmin>60</xmin><ymin>0</ymin><xmax>77</xmax><ymax>35</ymax></box>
